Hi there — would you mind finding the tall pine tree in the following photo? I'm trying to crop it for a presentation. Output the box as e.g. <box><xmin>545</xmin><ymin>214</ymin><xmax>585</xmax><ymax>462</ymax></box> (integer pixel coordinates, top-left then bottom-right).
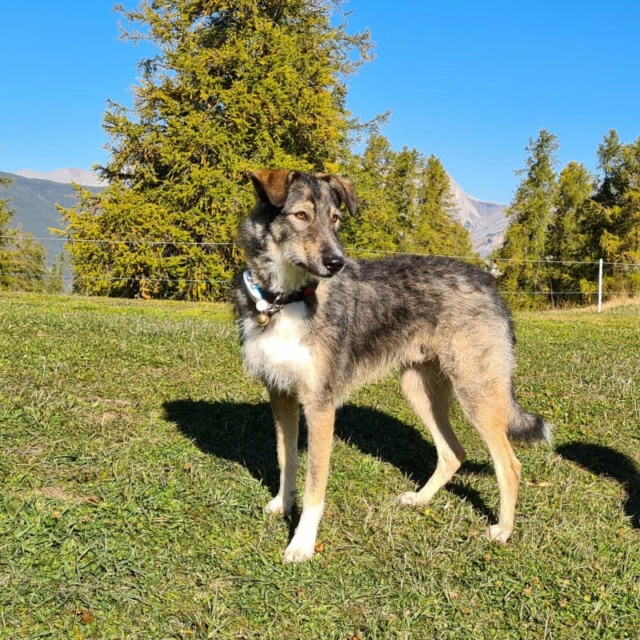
<box><xmin>494</xmin><ymin>129</ymin><xmax>559</xmax><ymax>307</ymax></box>
<box><xmin>543</xmin><ymin>161</ymin><xmax>595</xmax><ymax>303</ymax></box>
<box><xmin>341</xmin><ymin>134</ymin><xmax>474</xmax><ymax>260</ymax></box>
<box><xmin>339</xmin><ymin>134</ymin><xmax>399</xmax><ymax>256</ymax></box>
<box><xmin>413</xmin><ymin>155</ymin><xmax>473</xmax><ymax>258</ymax></box>
<box><xmin>59</xmin><ymin>0</ymin><xmax>374</xmax><ymax>300</ymax></box>
<box><xmin>586</xmin><ymin>130</ymin><xmax>640</xmax><ymax>295</ymax></box>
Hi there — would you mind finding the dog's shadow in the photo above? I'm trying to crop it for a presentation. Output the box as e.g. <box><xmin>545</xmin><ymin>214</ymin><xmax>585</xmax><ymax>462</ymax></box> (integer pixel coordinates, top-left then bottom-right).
<box><xmin>163</xmin><ymin>399</ymin><xmax>495</xmax><ymax>522</ymax></box>
<box><xmin>557</xmin><ymin>441</ymin><xmax>640</xmax><ymax>528</ymax></box>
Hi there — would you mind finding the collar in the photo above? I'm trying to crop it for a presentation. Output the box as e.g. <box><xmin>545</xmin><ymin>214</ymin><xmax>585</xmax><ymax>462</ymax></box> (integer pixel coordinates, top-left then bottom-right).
<box><xmin>242</xmin><ymin>270</ymin><xmax>317</xmax><ymax>325</ymax></box>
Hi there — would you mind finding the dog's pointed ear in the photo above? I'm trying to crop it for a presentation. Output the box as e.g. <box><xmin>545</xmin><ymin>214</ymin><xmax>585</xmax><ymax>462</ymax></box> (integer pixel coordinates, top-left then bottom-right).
<box><xmin>250</xmin><ymin>169</ymin><xmax>296</xmax><ymax>207</ymax></box>
<box><xmin>317</xmin><ymin>174</ymin><xmax>357</xmax><ymax>215</ymax></box>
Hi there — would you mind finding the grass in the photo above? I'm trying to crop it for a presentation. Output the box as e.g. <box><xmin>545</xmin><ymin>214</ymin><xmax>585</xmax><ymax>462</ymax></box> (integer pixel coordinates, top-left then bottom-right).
<box><xmin>0</xmin><ymin>292</ymin><xmax>639</xmax><ymax>639</ymax></box>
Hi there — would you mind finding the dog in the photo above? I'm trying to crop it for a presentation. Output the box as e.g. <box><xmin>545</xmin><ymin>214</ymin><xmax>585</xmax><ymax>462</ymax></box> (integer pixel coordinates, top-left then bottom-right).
<box><xmin>234</xmin><ymin>169</ymin><xmax>551</xmax><ymax>563</ymax></box>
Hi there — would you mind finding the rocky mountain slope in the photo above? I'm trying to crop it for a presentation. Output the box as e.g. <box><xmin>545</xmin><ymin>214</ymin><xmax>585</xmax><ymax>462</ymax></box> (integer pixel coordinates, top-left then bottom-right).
<box><xmin>448</xmin><ymin>176</ymin><xmax>508</xmax><ymax>256</ymax></box>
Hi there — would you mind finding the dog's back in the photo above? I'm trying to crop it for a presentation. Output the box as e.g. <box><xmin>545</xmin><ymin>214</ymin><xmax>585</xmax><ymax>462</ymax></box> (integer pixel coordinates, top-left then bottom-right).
<box><xmin>310</xmin><ymin>254</ymin><xmax>514</xmax><ymax>395</ymax></box>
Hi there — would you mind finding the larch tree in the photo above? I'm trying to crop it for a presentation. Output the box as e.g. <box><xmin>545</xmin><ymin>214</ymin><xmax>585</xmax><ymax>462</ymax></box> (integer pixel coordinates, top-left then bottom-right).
<box><xmin>0</xmin><ymin>176</ymin><xmax>50</xmax><ymax>292</ymax></box>
<box><xmin>587</xmin><ymin>130</ymin><xmax>640</xmax><ymax>295</ymax></box>
<box><xmin>339</xmin><ymin>133</ymin><xmax>399</xmax><ymax>256</ymax></box>
<box><xmin>493</xmin><ymin>129</ymin><xmax>559</xmax><ymax>307</ymax></box>
<box><xmin>59</xmin><ymin>0</ymin><xmax>374</xmax><ymax>300</ymax></box>
<box><xmin>0</xmin><ymin>176</ymin><xmax>14</xmax><ymax>286</ymax></box>
<box><xmin>341</xmin><ymin>134</ymin><xmax>474</xmax><ymax>260</ymax></box>
<box><xmin>545</xmin><ymin>161</ymin><xmax>594</xmax><ymax>302</ymax></box>
<box><xmin>412</xmin><ymin>154</ymin><xmax>473</xmax><ymax>258</ymax></box>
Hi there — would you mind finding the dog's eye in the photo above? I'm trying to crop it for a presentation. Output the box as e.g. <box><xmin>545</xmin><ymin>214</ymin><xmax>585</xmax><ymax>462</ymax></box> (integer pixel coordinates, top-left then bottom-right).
<box><xmin>331</xmin><ymin>214</ymin><xmax>340</xmax><ymax>224</ymax></box>
<box><xmin>293</xmin><ymin>211</ymin><xmax>308</xmax><ymax>221</ymax></box>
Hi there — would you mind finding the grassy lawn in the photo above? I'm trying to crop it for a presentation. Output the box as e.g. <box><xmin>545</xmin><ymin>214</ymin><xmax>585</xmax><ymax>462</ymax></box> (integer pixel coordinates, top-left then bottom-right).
<box><xmin>1</xmin><ymin>292</ymin><xmax>638</xmax><ymax>639</ymax></box>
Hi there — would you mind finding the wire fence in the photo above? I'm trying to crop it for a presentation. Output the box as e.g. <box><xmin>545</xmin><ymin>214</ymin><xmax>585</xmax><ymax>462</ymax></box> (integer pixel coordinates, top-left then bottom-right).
<box><xmin>1</xmin><ymin>235</ymin><xmax>639</xmax><ymax>311</ymax></box>
<box><xmin>3</xmin><ymin>235</ymin><xmax>639</xmax><ymax>268</ymax></box>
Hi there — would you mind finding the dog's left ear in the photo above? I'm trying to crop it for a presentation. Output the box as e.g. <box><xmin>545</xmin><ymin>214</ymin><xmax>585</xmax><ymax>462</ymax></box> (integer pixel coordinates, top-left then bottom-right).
<box><xmin>317</xmin><ymin>174</ymin><xmax>357</xmax><ymax>215</ymax></box>
<box><xmin>250</xmin><ymin>169</ymin><xmax>296</xmax><ymax>207</ymax></box>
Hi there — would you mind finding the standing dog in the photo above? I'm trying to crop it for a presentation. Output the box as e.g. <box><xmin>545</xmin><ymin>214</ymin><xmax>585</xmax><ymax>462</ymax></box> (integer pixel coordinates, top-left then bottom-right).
<box><xmin>235</xmin><ymin>169</ymin><xmax>550</xmax><ymax>563</ymax></box>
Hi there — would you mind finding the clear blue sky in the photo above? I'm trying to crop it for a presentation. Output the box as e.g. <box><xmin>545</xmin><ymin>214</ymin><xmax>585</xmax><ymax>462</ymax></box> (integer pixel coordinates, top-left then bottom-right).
<box><xmin>1</xmin><ymin>1</ymin><xmax>639</xmax><ymax>203</ymax></box>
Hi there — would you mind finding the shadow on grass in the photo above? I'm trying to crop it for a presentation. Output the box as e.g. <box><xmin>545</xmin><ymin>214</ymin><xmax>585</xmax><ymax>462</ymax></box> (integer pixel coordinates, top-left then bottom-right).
<box><xmin>163</xmin><ymin>399</ymin><xmax>280</xmax><ymax>494</ymax></box>
<box><xmin>557</xmin><ymin>441</ymin><xmax>640</xmax><ymax>528</ymax></box>
<box><xmin>163</xmin><ymin>399</ymin><xmax>495</xmax><ymax>522</ymax></box>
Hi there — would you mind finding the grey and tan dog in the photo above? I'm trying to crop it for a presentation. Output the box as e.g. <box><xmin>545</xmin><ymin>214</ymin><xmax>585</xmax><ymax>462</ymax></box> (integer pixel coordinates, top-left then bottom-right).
<box><xmin>235</xmin><ymin>169</ymin><xmax>550</xmax><ymax>562</ymax></box>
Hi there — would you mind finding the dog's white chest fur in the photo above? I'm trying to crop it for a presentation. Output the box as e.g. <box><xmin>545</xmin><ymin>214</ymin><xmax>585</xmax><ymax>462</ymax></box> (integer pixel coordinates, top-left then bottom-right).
<box><xmin>241</xmin><ymin>302</ymin><xmax>313</xmax><ymax>392</ymax></box>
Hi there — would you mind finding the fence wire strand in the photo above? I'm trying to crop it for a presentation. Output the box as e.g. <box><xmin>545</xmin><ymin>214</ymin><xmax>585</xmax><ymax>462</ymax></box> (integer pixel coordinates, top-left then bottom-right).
<box><xmin>3</xmin><ymin>234</ymin><xmax>640</xmax><ymax>267</ymax></box>
<box><xmin>2</xmin><ymin>235</ymin><xmax>639</xmax><ymax>303</ymax></box>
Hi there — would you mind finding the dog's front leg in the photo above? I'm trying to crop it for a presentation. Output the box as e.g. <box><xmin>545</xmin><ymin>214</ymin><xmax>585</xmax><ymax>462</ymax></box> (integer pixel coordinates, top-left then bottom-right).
<box><xmin>265</xmin><ymin>389</ymin><xmax>300</xmax><ymax>517</ymax></box>
<box><xmin>283</xmin><ymin>399</ymin><xmax>335</xmax><ymax>563</ymax></box>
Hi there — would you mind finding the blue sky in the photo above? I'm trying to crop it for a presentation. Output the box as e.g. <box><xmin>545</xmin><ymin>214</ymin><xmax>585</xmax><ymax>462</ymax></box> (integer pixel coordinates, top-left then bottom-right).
<box><xmin>1</xmin><ymin>1</ymin><xmax>639</xmax><ymax>203</ymax></box>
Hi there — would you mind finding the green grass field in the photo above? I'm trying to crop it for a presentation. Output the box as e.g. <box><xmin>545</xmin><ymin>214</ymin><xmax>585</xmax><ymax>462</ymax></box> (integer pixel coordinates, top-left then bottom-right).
<box><xmin>1</xmin><ymin>292</ymin><xmax>638</xmax><ymax>639</ymax></box>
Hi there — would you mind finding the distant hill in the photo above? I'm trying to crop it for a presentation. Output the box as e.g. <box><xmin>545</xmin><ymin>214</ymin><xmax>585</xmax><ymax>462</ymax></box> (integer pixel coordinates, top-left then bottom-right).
<box><xmin>1</xmin><ymin>168</ymin><xmax>508</xmax><ymax>265</ymax></box>
<box><xmin>13</xmin><ymin>167</ymin><xmax>106</xmax><ymax>188</ymax></box>
<box><xmin>0</xmin><ymin>171</ymin><xmax>102</xmax><ymax>265</ymax></box>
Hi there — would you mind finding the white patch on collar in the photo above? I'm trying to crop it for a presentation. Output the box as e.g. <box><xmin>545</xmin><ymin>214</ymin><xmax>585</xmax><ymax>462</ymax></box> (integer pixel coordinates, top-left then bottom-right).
<box><xmin>241</xmin><ymin>301</ymin><xmax>314</xmax><ymax>392</ymax></box>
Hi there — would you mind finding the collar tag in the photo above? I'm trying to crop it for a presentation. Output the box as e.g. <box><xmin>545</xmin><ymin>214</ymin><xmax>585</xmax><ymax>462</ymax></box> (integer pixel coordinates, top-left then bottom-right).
<box><xmin>243</xmin><ymin>270</ymin><xmax>273</xmax><ymax>323</ymax></box>
<box><xmin>242</xmin><ymin>270</ymin><xmax>264</xmax><ymax>305</ymax></box>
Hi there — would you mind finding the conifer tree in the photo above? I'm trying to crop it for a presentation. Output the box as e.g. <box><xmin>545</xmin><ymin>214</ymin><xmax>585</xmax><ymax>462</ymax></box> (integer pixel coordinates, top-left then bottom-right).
<box><xmin>545</xmin><ymin>161</ymin><xmax>594</xmax><ymax>302</ymax></box>
<box><xmin>341</xmin><ymin>135</ymin><xmax>474</xmax><ymax>260</ymax></box>
<box><xmin>0</xmin><ymin>176</ymin><xmax>13</xmax><ymax>286</ymax></box>
<box><xmin>388</xmin><ymin>146</ymin><xmax>422</xmax><ymax>246</ymax></box>
<box><xmin>59</xmin><ymin>0</ymin><xmax>374</xmax><ymax>299</ymax></box>
<box><xmin>6</xmin><ymin>231</ymin><xmax>47</xmax><ymax>292</ymax></box>
<box><xmin>494</xmin><ymin>129</ymin><xmax>559</xmax><ymax>307</ymax></box>
<box><xmin>339</xmin><ymin>134</ymin><xmax>399</xmax><ymax>256</ymax></box>
<box><xmin>412</xmin><ymin>155</ymin><xmax>473</xmax><ymax>258</ymax></box>
<box><xmin>0</xmin><ymin>176</ymin><xmax>49</xmax><ymax>292</ymax></box>
<box><xmin>586</xmin><ymin>130</ymin><xmax>640</xmax><ymax>295</ymax></box>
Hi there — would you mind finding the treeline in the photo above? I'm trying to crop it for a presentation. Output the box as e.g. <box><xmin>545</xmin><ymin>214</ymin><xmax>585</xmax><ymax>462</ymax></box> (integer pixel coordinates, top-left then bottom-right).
<box><xmin>5</xmin><ymin>0</ymin><xmax>638</xmax><ymax>305</ymax></box>
<box><xmin>54</xmin><ymin>0</ymin><xmax>472</xmax><ymax>301</ymax></box>
<box><xmin>340</xmin><ymin>135</ymin><xmax>473</xmax><ymax>260</ymax></box>
<box><xmin>0</xmin><ymin>175</ymin><xmax>64</xmax><ymax>293</ymax></box>
<box><xmin>494</xmin><ymin>129</ymin><xmax>640</xmax><ymax>307</ymax></box>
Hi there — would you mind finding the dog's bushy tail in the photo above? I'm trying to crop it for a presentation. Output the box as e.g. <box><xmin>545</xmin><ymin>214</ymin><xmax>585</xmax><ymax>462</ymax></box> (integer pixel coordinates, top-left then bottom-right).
<box><xmin>508</xmin><ymin>403</ymin><xmax>553</xmax><ymax>444</ymax></box>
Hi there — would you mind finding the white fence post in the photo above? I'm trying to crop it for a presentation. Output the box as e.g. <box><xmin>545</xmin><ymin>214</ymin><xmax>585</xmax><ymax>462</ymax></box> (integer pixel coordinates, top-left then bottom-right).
<box><xmin>597</xmin><ymin>258</ymin><xmax>603</xmax><ymax>312</ymax></box>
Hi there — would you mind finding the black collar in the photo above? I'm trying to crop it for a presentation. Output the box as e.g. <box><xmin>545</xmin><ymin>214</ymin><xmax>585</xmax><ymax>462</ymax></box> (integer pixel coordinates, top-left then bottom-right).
<box><xmin>260</xmin><ymin>282</ymin><xmax>318</xmax><ymax>306</ymax></box>
<box><xmin>242</xmin><ymin>270</ymin><xmax>317</xmax><ymax>324</ymax></box>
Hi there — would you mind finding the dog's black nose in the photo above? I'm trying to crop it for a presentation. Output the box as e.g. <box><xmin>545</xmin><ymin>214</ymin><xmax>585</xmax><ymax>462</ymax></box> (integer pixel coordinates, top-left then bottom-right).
<box><xmin>323</xmin><ymin>254</ymin><xmax>345</xmax><ymax>274</ymax></box>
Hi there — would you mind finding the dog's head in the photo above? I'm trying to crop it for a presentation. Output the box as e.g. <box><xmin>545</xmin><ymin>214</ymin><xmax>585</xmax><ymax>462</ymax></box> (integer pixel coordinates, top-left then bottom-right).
<box><xmin>247</xmin><ymin>169</ymin><xmax>356</xmax><ymax>280</ymax></box>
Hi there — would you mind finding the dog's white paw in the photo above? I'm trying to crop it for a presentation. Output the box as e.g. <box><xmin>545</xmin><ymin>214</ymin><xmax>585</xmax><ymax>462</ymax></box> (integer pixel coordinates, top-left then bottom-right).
<box><xmin>283</xmin><ymin>538</ymin><xmax>315</xmax><ymax>563</ymax></box>
<box><xmin>399</xmin><ymin>491</ymin><xmax>423</xmax><ymax>507</ymax></box>
<box><xmin>282</xmin><ymin>502</ymin><xmax>323</xmax><ymax>562</ymax></box>
<box><xmin>264</xmin><ymin>496</ymin><xmax>291</xmax><ymax>516</ymax></box>
<box><xmin>487</xmin><ymin>524</ymin><xmax>512</xmax><ymax>544</ymax></box>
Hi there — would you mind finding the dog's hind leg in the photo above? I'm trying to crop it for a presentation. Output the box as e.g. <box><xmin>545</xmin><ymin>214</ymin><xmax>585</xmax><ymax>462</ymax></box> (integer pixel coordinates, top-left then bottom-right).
<box><xmin>457</xmin><ymin>382</ymin><xmax>522</xmax><ymax>543</ymax></box>
<box><xmin>265</xmin><ymin>389</ymin><xmax>299</xmax><ymax>517</ymax></box>
<box><xmin>283</xmin><ymin>399</ymin><xmax>335</xmax><ymax>563</ymax></box>
<box><xmin>399</xmin><ymin>364</ymin><xmax>466</xmax><ymax>507</ymax></box>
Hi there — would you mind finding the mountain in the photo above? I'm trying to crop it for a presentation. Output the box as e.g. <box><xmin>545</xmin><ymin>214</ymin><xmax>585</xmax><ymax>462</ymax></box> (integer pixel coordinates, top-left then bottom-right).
<box><xmin>1</xmin><ymin>168</ymin><xmax>508</xmax><ymax>266</ymax></box>
<box><xmin>13</xmin><ymin>167</ymin><xmax>106</xmax><ymax>188</ymax></box>
<box><xmin>0</xmin><ymin>171</ymin><xmax>103</xmax><ymax>265</ymax></box>
<box><xmin>448</xmin><ymin>176</ymin><xmax>508</xmax><ymax>257</ymax></box>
